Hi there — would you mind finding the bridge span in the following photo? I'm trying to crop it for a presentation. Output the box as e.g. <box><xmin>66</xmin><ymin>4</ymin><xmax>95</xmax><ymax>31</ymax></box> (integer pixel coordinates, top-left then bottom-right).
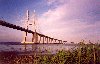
<box><xmin>0</xmin><ymin>20</ymin><xmax>67</xmax><ymax>44</ymax></box>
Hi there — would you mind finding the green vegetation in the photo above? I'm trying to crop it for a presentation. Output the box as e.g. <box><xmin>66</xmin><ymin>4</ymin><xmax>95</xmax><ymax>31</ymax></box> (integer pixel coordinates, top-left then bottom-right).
<box><xmin>32</xmin><ymin>42</ymin><xmax>100</xmax><ymax>64</ymax></box>
<box><xmin>0</xmin><ymin>42</ymin><xmax>100</xmax><ymax>64</ymax></box>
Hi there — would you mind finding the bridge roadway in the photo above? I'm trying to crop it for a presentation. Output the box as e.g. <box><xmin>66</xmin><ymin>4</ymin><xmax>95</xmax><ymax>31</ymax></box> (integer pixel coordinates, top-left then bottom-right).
<box><xmin>0</xmin><ymin>20</ymin><xmax>40</xmax><ymax>35</ymax></box>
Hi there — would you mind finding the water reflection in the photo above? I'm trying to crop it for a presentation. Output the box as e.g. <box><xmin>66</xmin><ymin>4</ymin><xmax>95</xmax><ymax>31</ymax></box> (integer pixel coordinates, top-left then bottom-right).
<box><xmin>0</xmin><ymin>44</ymin><xmax>77</xmax><ymax>64</ymax></box>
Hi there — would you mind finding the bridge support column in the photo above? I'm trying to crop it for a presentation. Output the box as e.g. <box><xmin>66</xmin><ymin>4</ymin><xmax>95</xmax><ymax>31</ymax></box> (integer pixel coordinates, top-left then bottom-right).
<box><xmin>34</xmin><ymin>32</ymin><xmax>38</xmax><ymax>43</ymax></box>
<box><xmin>45</xmin><ymin>36</ymin><xmax>48</xmax><ymax>43</ymax></box>
<box><xmin>32</xmin><ymin>34</ymin><xmax>34</xmax><ymax>42</ymax></box>
<box><xmin>52</xmin><ymin>38</ymin><xmax>54</xmax><ymax>43</ymax></box>
<box><xmin>54</xmin><ymin>39</ymin><xmax>57</xmax><ymax>43</ymax></box>
<box><xmin>43</xmin><ymin>36</ymin><xmax>44</xmax><ymax>43</ymax></box>
<box><xmin>61</xmin><ymin>40</ymin><xmax>62</xmax><ymax>43</ymax></box>
<box><xmin>39</xmin><ymin>36</ymin><xmax>41</xmax><ymax>43</ymax></box>
<box><xmin>45</xmin><ymin>36</ymin><xmax>46</xmax><ymax>41</ymax></box>
<box><xmin>58</xmin><ymin>40</ymin><xmax>60</xmax><ymax>43</ymax></box>
<box><xmin>50</xmin><ymin>38</ymin><xmax>52</xmax><ymax>43</ymax></box>
<box><xmin>48</xmin><ymin>37</ymin><xmax>50</xmax><ymax>43</ymax></box>
<box><xmin>36</xmin><ymin>34</ymin><xmax>39</xmax><ymax>43</ymax></box>
<box><xmin>51</xmin><ymin>38</ymin><xmax>53</xmax><ymax>43</ymax></box>
<box><xmin>47</xmin><ymin>37</ymin><xmax>48</xmax><ymax>43</ymax></box>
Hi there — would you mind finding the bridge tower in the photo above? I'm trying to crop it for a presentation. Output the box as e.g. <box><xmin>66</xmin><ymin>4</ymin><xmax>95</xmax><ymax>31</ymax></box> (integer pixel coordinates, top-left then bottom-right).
<box><xmin>22</xmin><ymin>10</ymin><xmax>38</xmax><ymax>51</ymax></box>
<box><xmin>32</xmin><ymin>10</ymin><xmax>38</xmax><ymax>43</ymax></box>
<box><xmin>23</xmin><ymin>10</ymin><xmax>29</xmax><ymax>51</ymax></box>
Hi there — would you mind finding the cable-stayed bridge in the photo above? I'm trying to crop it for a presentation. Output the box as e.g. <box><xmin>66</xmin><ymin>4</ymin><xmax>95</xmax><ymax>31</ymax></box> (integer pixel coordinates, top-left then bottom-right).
<box><xmin>0</xmin><ymin>19</ymin><xmax>67</xmax><ymax>44</ymax></box>
<box><xmin>0</xmin><ymin>10</ymin><xmax>73</xmax><ymax>53</ymax></box>
<box><xmin>0</xmin><ymin>19</ymin><xmax>69</xmax><ymax>52</ymax></box>
<box><xmin>0</xmin><ymin>19</ymin><xmax>96</xmax><ymax>56</ymax></box>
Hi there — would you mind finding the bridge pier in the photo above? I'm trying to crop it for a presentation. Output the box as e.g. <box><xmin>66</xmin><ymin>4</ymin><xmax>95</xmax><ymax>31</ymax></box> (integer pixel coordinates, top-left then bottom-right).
<box><xmin>34</xmin><ymin>32</ymin><xmax>38</xmax><ymax>43</ymax></box>
<box><xmin>58</xmin><ymin>40</ymin><xmax>61</xmax><ymax>43</ymax></box>
<box><xmin>48</xmin><ymin>37</ymin><xmax>50</xmax><ymax>43</ymax></box>
<box><xmin>54</xmin><ymin>39</ymin><xmax>57</xmax><ymax>43</ymax></box>
<box><xmin>51</xmin><ymin>38</ymin><xmax>54</xmax><ymax>43</ymax></box>
<box><xmin>43</xmin><ymin>36</ymin><xmax>45</xmax><ymax>43</ymax></box>
<box><xmin>45</xmin><ymin>36</ymin><xmax>48</xmax><ymax>43</ymax></box>
<box><xmin>59</xmin><ymin>40</ymin><xmax>62</xmax><ymax>43</ymax></box>
<box><xmin>50</xmin><ymin>38</ymin><xmax>52</xmax><ymax>43</ymax></box>
<box><xmin>39</xmin><ymin>35</ymin><xmax>41</xmax><ymax>43</ymax></box>
<box><xmin>47</xmin><ymin>37</ymin><xmax>48</xmax><ymax>43</ymax></box>
<box><xmin>45</xmin><ymin>36</ymin><xmax>46</xmax><ymax>42</ymax></box>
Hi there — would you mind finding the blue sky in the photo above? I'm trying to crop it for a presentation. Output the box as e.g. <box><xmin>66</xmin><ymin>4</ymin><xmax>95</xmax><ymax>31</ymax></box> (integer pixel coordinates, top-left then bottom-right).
<box><xmin>0</xmin><ymin>0</ymin><xmax>48</xmax><ymax>23</ymax></box>
<box><xmin>0</xmin><ymin>0</ymin><xmax>100</xmax><ymax>43</ymax></box>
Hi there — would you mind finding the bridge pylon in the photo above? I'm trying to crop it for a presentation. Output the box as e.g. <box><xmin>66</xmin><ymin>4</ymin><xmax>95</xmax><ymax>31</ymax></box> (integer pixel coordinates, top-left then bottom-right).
<box><xmin>22</xmin><ymin>10</ymin><xmax>38</xmax><ymax>52</ymax></box>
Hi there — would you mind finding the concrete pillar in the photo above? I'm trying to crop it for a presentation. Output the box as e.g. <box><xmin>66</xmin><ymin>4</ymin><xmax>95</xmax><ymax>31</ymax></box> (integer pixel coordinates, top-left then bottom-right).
<box><xmin>58</xmin><ymin>40</ymin><xmax>60</xmax><ymax>43</ymax></box>
<box><xmin>32</xmin><ymin>34</ymin><xmax>34</xmax><ymax>42</ymax></box>
<box><xmin>45</xmin><ymin>36</ymin><xmax>46</xmax><ymax>41</ymax></box>
<box><xmin>52</xmin><ymin>38</ymin><xmax>54</xmax><ymax>43</ymax></box>
<box><xmin>34</xmin><ymin>32</ymin><xmax>38</xmax><ymax>43</ymax></box>
<box><xmin>39</xmin><ymin>35</ymin><xmax>41</xmax><ymax>43</ymax></box>
<box><xmin>43</xmin><ymin>36</ymin><xmax>44</xmax><ymax>43</ymax></box>
<box><xmin>47</xmin><ymin>37</ymin><xmax>48</xmax><ymax>43</ymax></box>
<box><xmin>37</xmin><ymin>34</ymin><xmax>39</xmax><ymax>43</ymax></box>
<box><xmin>51</xmin><ymin>38</ymin><xmax>53</xmax><ymax>43</ymax></box>
<box><xmin>51</xmin><ymin>38</ymin><xmax>54</xmax><ymax>43</ymax></box>
<box><xmin>61</xmin><ymin>40</ymin><xmax>62</xmax><ymax>43</ymax></box>
<box><xmin>54</xmin><ymin>39</ymin><xmax>57</xmax><ymax>43</ymax></box>
<box><xmin>34</xmin><ymin>32</ymin><xmax>36</xmax><ymax>43</ymax></box>
<box><xmin>45</xmin><ymin>36</ymin><xmax>48</xmax><ymax>43</ymax></box>
<box><xmin>36</xmin><ymin>34</ymin><xmax>38</xmax><ymax>43</ymax></box>
<box><xmin>49</xmin><ymin>37</ymin><xmax>50</xmax><ymax>43</ymax></box>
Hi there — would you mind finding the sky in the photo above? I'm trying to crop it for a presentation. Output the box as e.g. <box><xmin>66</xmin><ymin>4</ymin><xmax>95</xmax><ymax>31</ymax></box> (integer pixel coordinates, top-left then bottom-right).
<box><xmin>0</xmin><ymin>0</ymin><xmax>100</xmax><ymax>43</ymax></box>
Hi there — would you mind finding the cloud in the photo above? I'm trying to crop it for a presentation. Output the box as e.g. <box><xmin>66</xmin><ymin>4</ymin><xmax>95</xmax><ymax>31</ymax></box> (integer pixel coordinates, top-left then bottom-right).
<box><xmin>38</xmin><ymin>0</ymin><xmax>100</xmax><ymax>43</ymax></box>
<box><xmin>46</xmin><ymin>0</ymin><xmax>57</xmax><ymax>5</ymax></box>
